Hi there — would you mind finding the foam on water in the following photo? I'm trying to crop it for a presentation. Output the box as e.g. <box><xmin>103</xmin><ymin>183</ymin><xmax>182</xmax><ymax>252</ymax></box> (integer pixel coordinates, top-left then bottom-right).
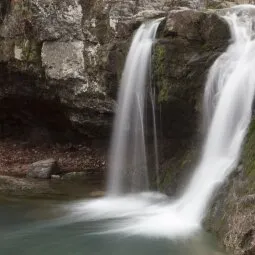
<box><xmin>64</xmin><ymin>193</ymin><xmax>200</xmax><ymax>238</ymax></box>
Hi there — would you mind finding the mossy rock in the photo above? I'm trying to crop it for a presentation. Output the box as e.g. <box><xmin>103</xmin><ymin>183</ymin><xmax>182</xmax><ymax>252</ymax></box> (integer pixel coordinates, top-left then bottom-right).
<box><xmin>153</xmin><ymin>44</ymin><xmax>169</xmax><ymax>103</ymax></box>
<box><xmin>205</xmin><ymin>117</ymin><xmax>255</xmax><ymax>255</ymax></box>
<box><xmin>242</xmin><ymin>118</ymin><xmax>255</xmax><ymax>190</ymax></box>
<box><xmin>14</xmin><ymin>39</ymin><xmax>41</xmax><ymax>63</ymax></box>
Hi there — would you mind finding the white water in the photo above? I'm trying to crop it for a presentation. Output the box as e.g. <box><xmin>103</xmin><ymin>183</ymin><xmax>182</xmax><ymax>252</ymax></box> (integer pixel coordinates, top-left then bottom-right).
<box><xmin>179</xmin><ymin>6</ymin><xmax>255</xmax><ymax>222</ymax></box>
<box><xmin>107</xmin><ymin>20</ymin><xmax>162</xmax><ymax>195</ymax></box>
<box><xmin>68</xmin><ymin>6</ymin><xmax>255</xmax><ymax>238</ymax></box>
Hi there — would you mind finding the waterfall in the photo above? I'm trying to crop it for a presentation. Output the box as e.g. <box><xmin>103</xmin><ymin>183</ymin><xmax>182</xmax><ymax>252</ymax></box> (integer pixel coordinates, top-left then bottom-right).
<box><xmin>107</xmin><ymin>19</ymin><xmax>162</xmax><ymax>195</ymax></box>
<box><xmin>76</xmin><ymin>5</ymin><xmax>255</xmax><ymax>238</ymax></box>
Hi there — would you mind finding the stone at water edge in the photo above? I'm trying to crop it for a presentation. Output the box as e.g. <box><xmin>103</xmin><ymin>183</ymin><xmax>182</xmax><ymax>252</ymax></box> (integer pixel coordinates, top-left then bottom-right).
<box><xmin>26</xmin><ymin>158</ymin><xmax>60</xmax><ymax>179</ymax></box>
<box><xmin>61</xmin><ymin>172</ymin><xmax>87</xmax><ymax>181</ymax></box>
<box><xmin>51</xmin><ymin>175</ymin><xmax>61</xmax><ymax>180</ymax></box>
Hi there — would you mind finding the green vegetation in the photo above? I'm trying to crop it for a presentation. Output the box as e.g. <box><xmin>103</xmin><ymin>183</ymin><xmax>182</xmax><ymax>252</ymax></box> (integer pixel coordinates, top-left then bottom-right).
<box><xmin>159</xmin><ymin>148</ymin><xmax>198</xmax><ymax>193</ymax></box>
<box><xmin>242</xmin><ymin>118</ymin><xmax>255</xmax><ymax>189</ymax></box>
<box><xmin>15</xmin><ymin>39</ymin><xmax>41</xmax><ymax>62</ymax></box>
<box><xmin>153</xmin><ymin>44</ymin><xmax>169</xmax><ymax>103</ymax></box>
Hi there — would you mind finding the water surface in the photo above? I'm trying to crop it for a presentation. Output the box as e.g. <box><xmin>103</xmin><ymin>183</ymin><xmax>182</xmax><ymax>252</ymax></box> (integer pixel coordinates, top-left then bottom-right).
<box><xmin>0</xmin><ymin>197</ymin><xmax>225</xmax><ymax>255</ymax></box>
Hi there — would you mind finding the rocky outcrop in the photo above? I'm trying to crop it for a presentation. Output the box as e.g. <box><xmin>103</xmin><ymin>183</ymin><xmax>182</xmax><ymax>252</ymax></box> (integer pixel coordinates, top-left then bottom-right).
<box><xmin>205</xmin><ymin>119</ymin><xmax>255</xmax><ymax>255</ymax></box>
<box><xmin>0</xmin><ymin>0</ymin><xmax>112</xmax><ymax>140</ymax></box>
<box><xmin>0</xmin><ymin>0</ymin><xmax>213</xmax><ymax>139</ymax></box>
<box><xmin>0</xmin><ymin>0</ymin><xmax>205</xmax><ymax>141</ymax></box>
<box><xmin>152</xmin><ymin>9</ymin><xmax>230</xmax><ymax>193</ymax></box>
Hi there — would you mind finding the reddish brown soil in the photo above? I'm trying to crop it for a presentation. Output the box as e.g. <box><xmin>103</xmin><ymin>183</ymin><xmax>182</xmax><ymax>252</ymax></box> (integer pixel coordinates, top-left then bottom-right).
<box><xmin>0</xmin><ymin>138</ymin><xmax>106</xmax><ymax>177</ymax></box>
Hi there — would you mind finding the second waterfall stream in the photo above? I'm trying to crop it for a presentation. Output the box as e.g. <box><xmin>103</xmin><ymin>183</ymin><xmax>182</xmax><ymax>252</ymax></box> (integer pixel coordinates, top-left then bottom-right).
<box><xmin>70</xmin><ymin>6</ymin><xmax>255</xmax><ymax>238</ymax></box>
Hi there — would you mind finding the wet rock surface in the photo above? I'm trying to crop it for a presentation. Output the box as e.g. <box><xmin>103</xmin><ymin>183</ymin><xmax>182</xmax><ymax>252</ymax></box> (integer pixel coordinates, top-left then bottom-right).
<box><xmin>152</xmin><ymin>8</ymin><xmax>230</xmax><ymax>194</ymax></box>
<box><xmin>205</xmin><ymin>118</ymin><xmax>255</xmax><ymax>255</ymax></box>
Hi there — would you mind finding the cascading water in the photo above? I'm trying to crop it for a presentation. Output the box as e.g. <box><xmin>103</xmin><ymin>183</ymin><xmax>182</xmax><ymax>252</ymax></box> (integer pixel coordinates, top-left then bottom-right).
<box><xmin>175</xmin><ymin>7</ymin><xmax>255</xmax><ymax>222</ymax></box>
<box><xmin>107</xmin><ymin>19</ymin><xmax>162</xmax><ymax>195</ymax></box>
<box><xmin>71</xmin><ymin>5</ymin><xmax>255</xmax><ymax>238</ymax></box>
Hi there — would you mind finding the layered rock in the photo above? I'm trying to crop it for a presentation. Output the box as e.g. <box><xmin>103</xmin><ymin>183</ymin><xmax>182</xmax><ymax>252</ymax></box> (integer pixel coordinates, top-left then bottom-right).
<box><xmin>0</xmin><ymin>0</ymin><xmax>207</xmax><ymax>140</ymax></box>
<box><xmin>0</xmin><ymin>0</ymin><xmax>112</xmax><ymax>140</ymax></box>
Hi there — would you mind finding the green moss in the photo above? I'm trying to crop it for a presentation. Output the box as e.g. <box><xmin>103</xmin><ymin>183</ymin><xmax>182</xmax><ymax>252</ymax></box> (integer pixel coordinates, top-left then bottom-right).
<box><xmin>15</xmin><ymin>39</ymin><xmax>41</xmax><ymax>62</ymax></box>
<box><xmin>159</xmin><ymin>148</ymin><xmax>198</xmax><ymax>193</ymax></box>
<box><xmin>241</xmin><ymin>118</ymin><xmax>255</xmax><ymax>191</ymax></box>
<box><xmin>160</xmin><ymin>163</ymin><xmax>174</xmax><ymax>192</ymax></box>
<box><xmin>153</xmin><ymin>44</ymin><xmax>170</xmax><ymax>103</ymax></box>
<box><xmin>158</xmin><ymin>80</ymin><xmax>169</xmax><ymax>103</ymax></box>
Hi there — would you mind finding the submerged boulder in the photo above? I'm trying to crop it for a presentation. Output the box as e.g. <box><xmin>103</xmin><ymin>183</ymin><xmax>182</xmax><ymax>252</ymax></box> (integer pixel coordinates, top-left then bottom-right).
<box><xmin>164</xmin><ymin>10</ymin><xmax>230</xmax><ymax>44</ymax></box>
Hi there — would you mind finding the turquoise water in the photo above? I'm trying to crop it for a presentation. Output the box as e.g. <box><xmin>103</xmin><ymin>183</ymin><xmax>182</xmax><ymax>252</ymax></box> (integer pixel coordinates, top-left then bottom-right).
<box><xmin>0</xmin><ymin>198</ymin><xmax>225</xmax><ymax>255</ymax></box>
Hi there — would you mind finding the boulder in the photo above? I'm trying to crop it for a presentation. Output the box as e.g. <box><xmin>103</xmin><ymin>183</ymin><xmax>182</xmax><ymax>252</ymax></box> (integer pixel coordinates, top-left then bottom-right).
<box><xmin>27</xmin><ymin>159</ymin><xmax>60</xmax><ymax>179</ymax></box>
<box><xmin>164</xmin><ymin>10</ymin><xmax>230</xmax><ymax>45</ymax></box>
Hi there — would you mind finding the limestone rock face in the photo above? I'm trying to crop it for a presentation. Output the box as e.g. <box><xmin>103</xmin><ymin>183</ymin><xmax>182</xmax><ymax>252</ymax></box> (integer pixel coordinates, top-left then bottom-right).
<box><xmin>0</xmin><ymin>0</ymin><xmax>207</xmax><ymax>140</ymax></box>
<box><xmin>31</xmin><ymin>0</ymin><xmax>84</xmax><ymax>41</ymax></box>
<box><xmin>42</xmin><ymin>41</ymin><xmax>85</xmax><ymax>80</ymax></box>
<box><xmin>164</xmin><ymin>10</ymin><xmax>230</xmax><ymax>44</ymax></box>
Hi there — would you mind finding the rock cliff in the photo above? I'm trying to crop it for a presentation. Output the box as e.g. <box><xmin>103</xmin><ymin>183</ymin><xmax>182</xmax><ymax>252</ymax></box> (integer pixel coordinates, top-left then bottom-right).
<box><xmin>0</xmin><ymin>0</ymin><xmax>204</xmax><ymax>140</ymax></box>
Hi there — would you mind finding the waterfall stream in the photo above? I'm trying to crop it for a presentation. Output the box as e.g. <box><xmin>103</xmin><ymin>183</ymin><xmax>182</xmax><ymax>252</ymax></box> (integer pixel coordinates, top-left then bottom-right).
<box><xmin>70</xmin><ymin>5</ymin><xmax>255</xmax><ymax>238</ymax></box>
